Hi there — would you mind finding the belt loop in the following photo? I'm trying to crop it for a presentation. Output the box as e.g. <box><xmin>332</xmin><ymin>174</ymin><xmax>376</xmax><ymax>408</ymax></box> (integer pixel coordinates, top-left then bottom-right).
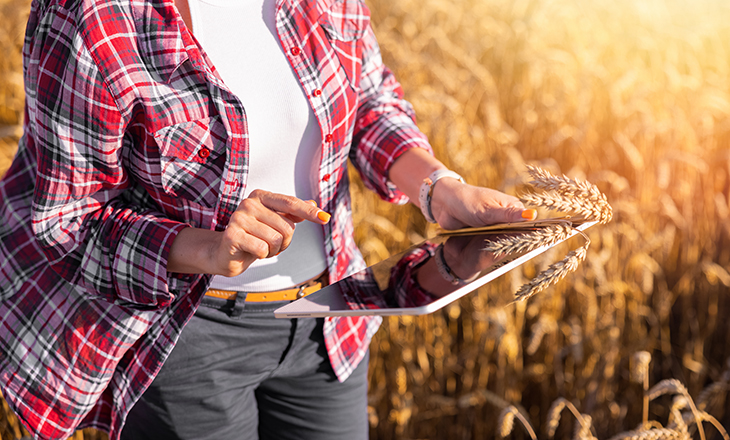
<box><xmin>228</xmin><ymin>301</ymin><xmax>245</xmax><ymax>317</ymax></box>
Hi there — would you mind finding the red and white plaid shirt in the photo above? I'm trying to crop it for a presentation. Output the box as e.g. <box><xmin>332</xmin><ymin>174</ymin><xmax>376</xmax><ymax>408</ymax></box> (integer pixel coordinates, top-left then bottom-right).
<box><xmin>0</xmin><ymin>0</ymin><xmax>431</xmax><ymax>437</ymax></box>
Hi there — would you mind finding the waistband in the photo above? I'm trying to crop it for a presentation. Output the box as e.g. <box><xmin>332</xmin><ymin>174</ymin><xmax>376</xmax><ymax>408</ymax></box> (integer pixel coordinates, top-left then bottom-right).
<box><xmin>204</xmin><ymin>270</ymin><xmax>328</xmax><ymax>303</ymax></box>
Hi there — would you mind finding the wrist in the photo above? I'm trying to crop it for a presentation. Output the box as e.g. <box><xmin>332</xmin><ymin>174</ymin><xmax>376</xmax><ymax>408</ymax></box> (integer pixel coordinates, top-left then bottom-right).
<box><xmin>168</xmin><ymin>227</ymin><xmax>221</xmax><ymax>274</ymax></box>
<box><xmin>434</xmin><ymin>244</ymin><xmax>470</xmax><ymax>285</ymax></box>
<box><xmin>418</xmin><ymin>169</ymin><xmax>465</xmax><ymax>223</ymax></box>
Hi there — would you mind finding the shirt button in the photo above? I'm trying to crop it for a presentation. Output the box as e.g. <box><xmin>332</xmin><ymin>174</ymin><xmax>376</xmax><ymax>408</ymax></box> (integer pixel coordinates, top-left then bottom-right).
<box><xmin>290</xmin><ymin>47</ymin><xmax>301</xmax><ymax>56</ymax></box>
<box><xmin>325</xmin><ymin>134</ymin><xmax>333</xmax><ymax>143</ymax></box>
<box><xmin>322</xmin><ymin>173</ymin><xmax>331</xmax><ymax>182</ymax></box>
<box><xmin>198</xmin><ymin>147</ymin><xmax>210</xmax><ymax>159</ymax></box>
<box><xmin>313</xmin><ymin>89</ymin><xmax>322</xmax><ymax>97</ymax></box>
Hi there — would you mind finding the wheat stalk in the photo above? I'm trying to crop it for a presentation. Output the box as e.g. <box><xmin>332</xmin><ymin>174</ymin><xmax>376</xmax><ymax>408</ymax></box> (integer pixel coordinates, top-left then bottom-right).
<box><xmin>677</xmin><ymin>410</ymin><xmax>730</xmax><ymax>440</ymax></box>
<box><xmin>631</xmin><ymin>351</ymin><xmax>652</xmax><ymax>425</ymax></box>
<box><xmin>647</xmin><ymin>379</ymin><xmax>706</xmax><ymax>440</ymax></box>
<box><xmin>514</xmin><ymin>240</ymin><xmax>589</xmax><ymax>302</ymax></box>
<box><xmin>484</xmin><ymin>224</ymin><xmax>573</xmax><ymax>256</ymax></box>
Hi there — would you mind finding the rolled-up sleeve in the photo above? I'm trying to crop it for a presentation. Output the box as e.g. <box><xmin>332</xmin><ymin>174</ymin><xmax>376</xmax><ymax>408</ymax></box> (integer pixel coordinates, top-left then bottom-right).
<box><xmin>29</xmin><ymin>16</ymin><xmax>188</xmax><ymax>309</ymax></box>
<box><xmin>349</xmin><ymin>25</ymin><xmax>433</xmax><ymax>204</ymax></box>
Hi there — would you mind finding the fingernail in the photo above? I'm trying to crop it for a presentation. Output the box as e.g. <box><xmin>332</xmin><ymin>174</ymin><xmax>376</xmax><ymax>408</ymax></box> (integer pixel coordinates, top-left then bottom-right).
<box><xmin>307</xmin><ymin>200</ymin><xmax>317</xmax><ymax>207</ymax></box>
<box><xmin>521</xmin><ymin>209</ymin><xmax>537</xmax><ymax>220</ymax></box>
<box><xmin>317</xmin><ymin>211</ymin><xmax>331</xmax><ymax>223</ymax></box>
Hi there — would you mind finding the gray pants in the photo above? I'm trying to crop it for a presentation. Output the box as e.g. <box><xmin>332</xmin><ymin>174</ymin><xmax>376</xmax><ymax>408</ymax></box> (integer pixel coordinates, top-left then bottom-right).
<box><xmin>121</xmin><ymin>298</ymin><xmax>369</xmax><ymax>440</ymax></box>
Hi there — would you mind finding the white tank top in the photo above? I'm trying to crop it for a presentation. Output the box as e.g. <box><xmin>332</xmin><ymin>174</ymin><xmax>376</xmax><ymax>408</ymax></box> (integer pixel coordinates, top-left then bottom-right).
<box><xmin>189</xmin><ymin>0</ymin><xmax>328</xmax><ymax>291</ymax></box>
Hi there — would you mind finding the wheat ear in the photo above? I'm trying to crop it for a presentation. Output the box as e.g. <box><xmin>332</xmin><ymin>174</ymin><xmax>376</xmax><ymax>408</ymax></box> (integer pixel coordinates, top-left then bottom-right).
<box><xmin>546</xmin><ymin>398</ymin><xmax>590</xmax><ymax>438</ymax></box>
<box><xmin>607</xmin><ymin>428</ymin><xmax>689</xmax><ymax>440</ymax></box>
<box><xmin>514</xmin><ymin>240</ymin><xmax>589</xmax><ymax>302</ymax></box>
<box><xmin>521</xmin><ymin>192</ymin><xmax>612</xmax><ymax>224</ymax></box>
<box><xmin>647</xmin><ymin>379</ymin><xmax>706</xmax><ymax>440</ymax></box>
<box><xmin>497</xmin><ymin>405</ymin><xmax>537</xmax><ymax>440</ymax></box>
<box><xmin>484</xmin><ymin>224</ymin><xmax>573</xmax><ymax>256</ymax></box>
<box><xmin>522</xmin><ymin>165</ymin><xmax>613</xmax><ymax>224</ymax></box>
<box><xmin>668</xmin><ymin>397</ymin><xmax>689</xmax><ymax>438</ymax></box>
<box><xmin>526</xmin><ymin>165</ymin><xmax>607</xmax><ymax>200</ymax></box>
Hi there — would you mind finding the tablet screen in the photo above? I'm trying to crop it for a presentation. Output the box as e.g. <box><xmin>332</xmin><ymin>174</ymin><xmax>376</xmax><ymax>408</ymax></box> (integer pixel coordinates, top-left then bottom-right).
<box><xmin>275</xmin><ymin>219</ymin><xmax>595</xmax><ymax>318</ymax></box>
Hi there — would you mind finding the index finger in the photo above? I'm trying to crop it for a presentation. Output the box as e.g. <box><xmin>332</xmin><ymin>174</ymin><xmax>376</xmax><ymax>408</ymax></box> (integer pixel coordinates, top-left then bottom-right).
<box><xmin>254</xmin><ymin>191</ymin><xmax>331</xmax><ymax>225</ymax></box>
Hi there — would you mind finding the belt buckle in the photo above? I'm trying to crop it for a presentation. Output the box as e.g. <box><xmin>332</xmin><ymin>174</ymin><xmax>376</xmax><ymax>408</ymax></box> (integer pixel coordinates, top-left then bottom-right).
<box><xmin>296</xmin><ymin>284</ymin><xmax>307</xmax><ymax>299</ymax></box>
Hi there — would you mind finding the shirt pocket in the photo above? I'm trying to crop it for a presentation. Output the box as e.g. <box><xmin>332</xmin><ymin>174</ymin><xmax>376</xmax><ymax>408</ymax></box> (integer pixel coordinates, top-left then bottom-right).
<box><xmin>319</xmin><ymin>0</ymin><xmax>370</xmax><ymax>90</ymax></box>
<box><xmin>153</xmin><ymin>116</ymin><xmax>227</xmax><ymax>207</ymax></box>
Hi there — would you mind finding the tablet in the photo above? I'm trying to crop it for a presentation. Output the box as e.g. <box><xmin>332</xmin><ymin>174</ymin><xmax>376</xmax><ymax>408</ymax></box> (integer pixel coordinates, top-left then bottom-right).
<box><xmin>274</xmin><ymin>219</ymin><xmax>595</xmax><ymax>318</ymax></box>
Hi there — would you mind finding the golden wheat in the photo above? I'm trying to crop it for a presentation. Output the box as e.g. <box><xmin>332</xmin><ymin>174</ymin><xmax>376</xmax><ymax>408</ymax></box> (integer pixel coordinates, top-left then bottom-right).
<box><xmin>521</xmin><ymin>192</ymin><xmax>613</xmax><ymax>225</ymax></box>
<box><xmin>3</xmin><ymin>0</ymin><xmax>730</xmax><ymax>438</ymax></box>
<box><xmin>607</xmin><ymin>428</ymin><xmax>690</xmax><ymax>440</ymax></box>
<box><xmin>496</xmin><ymin>405</ymin><xmax>537</xmax><ymax>440</ymax></box>
<box><xmin>525</xmin><ymin>165</ymin><xmax>613</xmax><ymax>224</ymax></box>
<box><xmin>514</xmin><ymin>241</ymin><xmax>589</xmax><ymax>302</ymax></box>
<box><xmin>546</xmin><ymin>397</ymin><xmax>587</xmax><ymax>438</ymax></box>
<box><xmin>484</xmin><ymin>223</ymin><xmax>574</xmax><ymax>256</ymax></box>
<box><xmin>496</xmin><ymin>405</ymin><xmax>516</xmax><ymax>438</ymax></box>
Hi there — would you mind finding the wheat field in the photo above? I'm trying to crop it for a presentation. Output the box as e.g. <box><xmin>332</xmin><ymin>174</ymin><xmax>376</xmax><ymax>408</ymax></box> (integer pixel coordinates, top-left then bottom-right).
<box><xmin>2</xmin><ymin>0</ymin><xmax>730</xmax><ymax>438</ymax></box>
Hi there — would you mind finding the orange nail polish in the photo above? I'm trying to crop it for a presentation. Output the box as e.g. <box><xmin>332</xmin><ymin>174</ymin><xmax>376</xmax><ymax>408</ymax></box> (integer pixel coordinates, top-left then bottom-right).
<box><xmin>521</xmin><ymin>209</ymin><xmax>537</xmax><ymax>220</ymax></box>
<box><xmin>317</xmin><ymin>211</ymin><xmax>331</xmax><ymax>223</ymax></box>
<box><xmin>307</xmin><ymin>200</ymin><xmax>317</xmax><ymax>207</ymax></box>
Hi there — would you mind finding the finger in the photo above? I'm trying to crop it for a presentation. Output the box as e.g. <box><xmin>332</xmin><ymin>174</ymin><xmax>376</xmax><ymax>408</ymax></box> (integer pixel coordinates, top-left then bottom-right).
<box><xmin>282</xmin><ymin>200</ymin><xmax>320</xmax><ymax>223</ymax></box>
<box><xmin>220</xmin><ymin>227</ymin><xmax>270</xmax><ymax>267</ymax></box>
<box><xmin>521</xmin><ymin>209</ymin><xmax>538</xmax><ymax>221</ymax></box>
<box><xmin>477</xmin><ymin>191</ymin><xmax>532</xmax><ymax>224</ymax></box>
<box><xmin>251</xmin><ymin>190</ymin><xmax>330</xmax><ymax>225</ymax></box>
<box><xmin>229</xmin><ymin>203</ymin><xmax>296</xmax><ymax>256</ymax></box>
<box><xmin>228</xmin><ymin>219</ymin><xmax>287</xmax><ymax>258</ymax></box>
<box><xmin>481</xmin><ymin>205</ymin><xmax>531</xmax><ymax>224</ymax></box>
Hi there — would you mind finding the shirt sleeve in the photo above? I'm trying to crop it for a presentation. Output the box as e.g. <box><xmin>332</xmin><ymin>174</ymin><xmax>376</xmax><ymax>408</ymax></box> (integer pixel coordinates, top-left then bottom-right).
<box><xmin>349</xmin><ymin>24</ymin><xmax>433</xmax><ymax>204</ymax></box>
<box><xmin>388</xmin><ymin>242</ymin><xmax>441</xmax><ymax>308</ymax></box>
<box><xmin>28</xmin><ymin>19</ymin><xmax>190</xmax><ymax>310</ymax></box>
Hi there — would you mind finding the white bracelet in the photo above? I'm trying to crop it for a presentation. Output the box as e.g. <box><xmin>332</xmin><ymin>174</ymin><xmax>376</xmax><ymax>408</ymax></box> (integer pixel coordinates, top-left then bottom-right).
<box><xmin>418</xmin><ymin>169</ymin><xmax>465</xmax><ymax>223</ymax></box>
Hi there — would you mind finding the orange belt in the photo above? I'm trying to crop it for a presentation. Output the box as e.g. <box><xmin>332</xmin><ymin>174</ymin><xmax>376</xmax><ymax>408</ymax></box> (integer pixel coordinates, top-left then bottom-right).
<box><xmin>205</xmin><ymin>271</ymin><xmax>328</xmax><ymax>302</ymax></box>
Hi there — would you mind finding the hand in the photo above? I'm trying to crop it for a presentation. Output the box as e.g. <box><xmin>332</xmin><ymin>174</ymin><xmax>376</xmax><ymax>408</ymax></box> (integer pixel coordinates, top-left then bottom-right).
<box><xmin>414</xmin><ymin>234</ymin><xmax>498</xmax><ymax>298</ymax></box>
<box><xmin>386</xmin><ymin>149</ymin><xmax>534</xmax><ymax>230</ymax></box>
<box><xmin>440</xmin><ymin>233</ymin><xmax>496</xmax><ymax>281</ymax></box>
<box><xmin>429</xmin><ymin>177</ymin><xmax>534</xmax><ymax>230</ymax></box>
<box><xmin>167</xmin><ymin>190</ymin><xmax>330</xmax><ymax>276</ymax></box>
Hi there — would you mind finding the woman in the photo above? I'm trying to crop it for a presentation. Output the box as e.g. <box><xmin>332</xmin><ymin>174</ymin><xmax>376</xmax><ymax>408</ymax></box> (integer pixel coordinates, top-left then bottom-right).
<box><xmin>0</xmin><ymin>0</ymin><xmax>533</xmax><ymax>438</ymax></box>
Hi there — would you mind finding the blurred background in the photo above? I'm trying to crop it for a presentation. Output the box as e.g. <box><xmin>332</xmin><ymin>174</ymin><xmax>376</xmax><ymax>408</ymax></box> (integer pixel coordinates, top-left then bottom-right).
<box><xmin>2</xmin><ymin>0</ymin><xmax>730</xmax><ymax>438</ymax></box>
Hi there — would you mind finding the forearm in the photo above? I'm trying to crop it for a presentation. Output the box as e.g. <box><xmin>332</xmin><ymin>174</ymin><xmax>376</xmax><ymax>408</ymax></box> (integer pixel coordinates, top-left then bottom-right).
<box><xmin>388</xmin><ymin>147</ymin><xmax>532</xmax><ymax>229</ymax></box>
<box><xmin>387</xmin><ymin>148</ymin><xmax>447</xmax><ymax>203</ymax></box>
<box><xmin>167</xmin><ymin>227</ymin><xmax>220</xmax><ymax>274</ymax></box>
<box><xmin>167</xmin><ymin>190</ymin><xmax>329</xmax><ymax>277</ymax></box>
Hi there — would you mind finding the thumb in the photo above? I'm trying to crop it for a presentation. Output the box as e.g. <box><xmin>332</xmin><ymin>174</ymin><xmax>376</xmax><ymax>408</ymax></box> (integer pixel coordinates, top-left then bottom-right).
<box><xmin>487</xmin><ymin>206</ymin><xmax>537</xmax><ymax>224</ymax></box>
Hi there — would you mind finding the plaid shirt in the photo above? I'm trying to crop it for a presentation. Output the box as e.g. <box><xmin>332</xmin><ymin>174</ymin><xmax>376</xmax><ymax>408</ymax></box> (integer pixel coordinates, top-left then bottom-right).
<box><xmin>0</xmin><ymin>0</ymin><xmax>431</xmax><ymax>437</ymax></box>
